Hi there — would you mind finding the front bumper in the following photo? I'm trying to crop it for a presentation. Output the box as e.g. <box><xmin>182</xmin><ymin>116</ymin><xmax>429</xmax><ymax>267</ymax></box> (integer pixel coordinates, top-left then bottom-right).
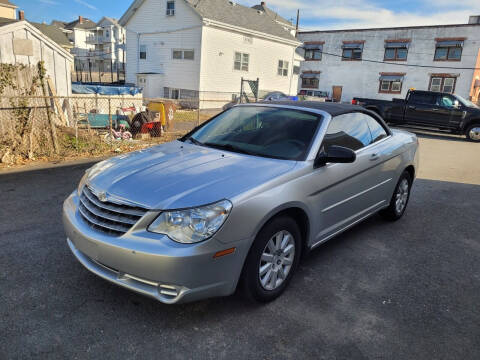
<box><xmin>63</xmin><ymin>192</ymin><xmax>251</xmax><ymax>304</ymax></box>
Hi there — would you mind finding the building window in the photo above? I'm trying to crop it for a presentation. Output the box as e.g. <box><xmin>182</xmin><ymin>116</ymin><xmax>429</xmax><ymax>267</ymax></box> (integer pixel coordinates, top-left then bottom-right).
<box><xmin>342</xmin><ymin>42</ymin><xmax>364</xmax><ymax>60</ymax></box>
<box><xmin>234</xmin><ymin>52</ymin><xmax>249</xmax><ymax>71</ymax></box>
<box><xmin>293</xmin><ymin>65</ymin><xmax>300</xmax><ymax>75</ymax></box>
<box><xmin>378</xmin><ymin>74</ymin><xmax>404</xmax><ymax>94</ymax></box>
<box><xmin>384</xmin><ymin>41</ymin><xmax>409</xmax><ymax>61</ymax></box>
<box><xmin>173</xmin><ymin>49</ymin><xmax>194</xmax><ymax>60</ymax></box>
<box><xmin>139</xmin><ymin>45</ymin><xmax>147</xmax><ymax>60</ymax></box>
<box><xmin>301</xmin><ymin>73</ymin><xmax>319</xmax><ymax>89</ymax></box>
<box><xmin>278</xmin><ymin>60</ymin><xmax>289</xmax><ymax>76</ymax></box>
<box><xmin>303</xmin><ymin>43</ymin><xmax>323</xmax><ymax>61</ymax></box>
<box><xmin>434</xmin><ymin>40</ymin><xmax>464</xmax><ymax>61</ymax></box>
<box><xmin>429</xmin><ymin>76</ymin><xmax>456</xmax><ymax>93</ymax></box>
<box><xmin>166</xmin><ymin>1</ymin><xmax>175</xmax><ymax>16</ymax></box>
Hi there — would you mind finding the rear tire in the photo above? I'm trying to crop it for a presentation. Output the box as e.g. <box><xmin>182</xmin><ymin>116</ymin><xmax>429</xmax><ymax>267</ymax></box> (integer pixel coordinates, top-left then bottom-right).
<box><xmin>465</xmin><ymin>124</ymin><xmax>480</xmax><ymax>142</ymax></box>
<box><xmin>380</xmin><ymin>171</ymin><xmax>412</xmax><ymax>221</ymax></box>
<box><xmin>241</xmin><ymin>216</ymin><xmax>302</xmax><ymax>303</ymax></box>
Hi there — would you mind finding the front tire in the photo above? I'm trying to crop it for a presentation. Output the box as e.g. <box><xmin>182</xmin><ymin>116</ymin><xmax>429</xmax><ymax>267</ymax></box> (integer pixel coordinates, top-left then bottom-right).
<box><xmin>380</xmin><ymin>171</ymin><xmax>412</xmax><ymax>221</ymax></box>
<box><xmin>466</xmin><ymin>124</ymin><xmax>480</xmax><ymax>142</ymax></box>
<box><xmin>241</xmin><ymin>216</ymin><xmax>302</xmax><ymax>302</ymax></box>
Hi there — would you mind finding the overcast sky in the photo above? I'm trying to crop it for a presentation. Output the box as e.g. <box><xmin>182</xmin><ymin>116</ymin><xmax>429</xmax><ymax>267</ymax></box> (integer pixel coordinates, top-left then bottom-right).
<box><xmin>15</xmin><ymin>0</ymin><xmax>480</xmax><ymax>29</ymax></box>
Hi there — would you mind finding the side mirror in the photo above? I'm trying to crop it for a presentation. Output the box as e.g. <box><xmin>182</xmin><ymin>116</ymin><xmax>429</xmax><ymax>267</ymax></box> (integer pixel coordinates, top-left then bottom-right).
<box><xmin>314</xmin><ymin>145</ymin><xmax>357</xmax><ymax>168</ymax></box>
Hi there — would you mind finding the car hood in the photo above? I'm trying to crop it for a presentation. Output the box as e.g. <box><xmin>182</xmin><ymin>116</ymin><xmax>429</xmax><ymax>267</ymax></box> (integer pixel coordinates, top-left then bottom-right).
<box><xmin>85</xmin><ymin>141</ymin><xmax>296</xmax><ymax>210</ymax></box>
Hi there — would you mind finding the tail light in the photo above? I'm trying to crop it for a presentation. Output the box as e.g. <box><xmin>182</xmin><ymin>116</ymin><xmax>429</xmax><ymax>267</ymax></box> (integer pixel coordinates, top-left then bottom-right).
<box><xmin>351</xmin><ymin>99</ymin><xmax>358</xmax><ymax>105</ymax></box>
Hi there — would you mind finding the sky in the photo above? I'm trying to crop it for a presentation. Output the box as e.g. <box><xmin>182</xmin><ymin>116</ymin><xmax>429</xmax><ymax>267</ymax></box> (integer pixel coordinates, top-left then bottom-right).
<box><xmin>13</xmin><ymin>0</ymin><xmax>480</xmax><ymax>30</ymax></box>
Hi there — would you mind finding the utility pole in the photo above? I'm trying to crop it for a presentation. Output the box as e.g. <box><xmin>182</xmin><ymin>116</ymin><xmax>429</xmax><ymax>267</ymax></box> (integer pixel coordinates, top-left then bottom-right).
<box><xmin>295</xmin><ymin>9</ymin><xmax>300</xmax><ymax>38</ymax></box>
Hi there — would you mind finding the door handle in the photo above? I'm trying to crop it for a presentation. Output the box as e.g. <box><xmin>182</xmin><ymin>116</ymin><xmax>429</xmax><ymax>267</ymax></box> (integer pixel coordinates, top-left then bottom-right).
<box><xmin>370</xmin><ymin>154</ymin><xmax>380</xmax><ymax>161</ymax></box>
<box><xmin>408</xmin><ymin>105</ymin><xmax>416</xmax><ymax>110</ymax></box>
<box><xmin>432</xmin><ymin>108</ymin><xmax>440</xmax><ymax>111</ymax></box>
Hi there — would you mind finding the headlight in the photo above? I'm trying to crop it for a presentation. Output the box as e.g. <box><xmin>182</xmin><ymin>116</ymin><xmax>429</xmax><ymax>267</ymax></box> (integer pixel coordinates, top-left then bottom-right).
<box><xmin>148</xmin><ymin>200</ymin><xmax>233</xmax><ymax>244</ymax></box>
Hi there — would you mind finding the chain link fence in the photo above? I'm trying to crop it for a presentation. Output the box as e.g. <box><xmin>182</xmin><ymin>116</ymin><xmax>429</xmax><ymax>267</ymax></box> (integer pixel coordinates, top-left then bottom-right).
<box><xmin>0</xmin><ymin>94</ymin><xmax>233</xmax><ymax>165</ymax></box>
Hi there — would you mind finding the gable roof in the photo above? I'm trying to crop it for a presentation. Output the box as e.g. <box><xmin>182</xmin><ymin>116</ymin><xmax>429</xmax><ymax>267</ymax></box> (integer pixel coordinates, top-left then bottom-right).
<box><xmin>98</xmin><ymin>16</ymin><xmax>120</xmax><ymax>27</ymax></box>
<box><xmin>0</xmin><ymin>16</ymin><xmax>17</xmax><ymax>27</ymax></box>
<box><xmin>31</xmin><ymin>22</ymin><xmax>72</xmax><ymax>48</ymax></box>
<box><xmin>120</xmin><ymin>0</ymin><xmax>298</xmax><ymax>43</ymax></box>
<box><xmin>0</xmin><ymin>20</ymin><xmax>73</xmax><ymax>60</ymax></box>
<box><xmin>64</xmin><ymin>17</ymin><xmax>96</xmax><ymax>30</ymax></box>
<box><xmin>251</xmin><ymin>3</ymin><xmax>293</xmax><ymax>28</ymax></box>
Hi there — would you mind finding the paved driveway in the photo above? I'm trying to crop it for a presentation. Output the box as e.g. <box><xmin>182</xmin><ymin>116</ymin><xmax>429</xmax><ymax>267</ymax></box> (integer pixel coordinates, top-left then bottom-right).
<box><xmin>1</xmin><ymin>132</ymin><xmax>479</xmax><ymax>359</ymax></box>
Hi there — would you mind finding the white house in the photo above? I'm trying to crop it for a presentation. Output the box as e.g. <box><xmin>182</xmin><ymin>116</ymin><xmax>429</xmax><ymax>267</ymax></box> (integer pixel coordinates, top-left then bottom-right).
<box><xmin>0</xmin><ymin>17</ymin><xmax>74</xmax><ymax>96</ymax></box>
<box><xmin>119</xmin><ymin>0</ymin><xmax>302</xmax><ymax>105</ymax></box>
<box><xmin>52</xmin><ymin>16</ymin><xmax>125</xmax><ymax>75</ymax></box>
<box><xmin>298</xmin><ymin>16</ymin><xmax>480</xmax><ymax>103</ymax></box>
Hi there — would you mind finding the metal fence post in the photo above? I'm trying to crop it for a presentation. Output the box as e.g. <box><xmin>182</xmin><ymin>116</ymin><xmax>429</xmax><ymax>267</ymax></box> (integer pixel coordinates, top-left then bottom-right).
<box><xmin>108</xmin><ymin>97</ymin><xmax>112</xmax><ymax>149</ymax></box>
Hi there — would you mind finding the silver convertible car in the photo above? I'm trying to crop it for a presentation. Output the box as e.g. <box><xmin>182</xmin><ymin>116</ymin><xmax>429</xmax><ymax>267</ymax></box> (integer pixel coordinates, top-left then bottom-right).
<box><xmin>63</xmin><ymin>102</ymin><xmax>419</xmax><ymax>304</ymax></box>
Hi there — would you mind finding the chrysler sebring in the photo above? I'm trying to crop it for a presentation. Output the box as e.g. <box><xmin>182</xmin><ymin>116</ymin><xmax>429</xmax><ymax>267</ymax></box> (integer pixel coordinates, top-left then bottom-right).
<box><xmin>63</xmin><ymin>102</ymin><xmax>419</xmax><ymax>304</ymax></box>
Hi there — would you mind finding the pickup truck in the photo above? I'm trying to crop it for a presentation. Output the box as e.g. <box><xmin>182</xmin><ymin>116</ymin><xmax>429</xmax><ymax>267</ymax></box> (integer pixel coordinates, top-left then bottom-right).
<box><xmin>353</xmin><ymin>90</ymin><xmax>480</xmax><ymax>142</ymax></box>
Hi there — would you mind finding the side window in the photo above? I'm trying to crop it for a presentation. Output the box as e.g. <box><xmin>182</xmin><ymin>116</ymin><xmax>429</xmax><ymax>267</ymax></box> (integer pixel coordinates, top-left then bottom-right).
<box><xmin>322</xmin><ymin>113</ymin><xmax>372</xmax><ymax>151</ymax></box>
<box><xmin>409</xmin><ymin>92</ymin><xmax>436</xmax><ymax>105</ymax></box>
<box><xmin>437</xmin><ymin>94</ymin><xmax>456</xmax><ymax>108</ymax></box>
<box><xmin>362</xmin><ymin>113</ymin><xmax>389</xmax><ymax>143</ymax></box>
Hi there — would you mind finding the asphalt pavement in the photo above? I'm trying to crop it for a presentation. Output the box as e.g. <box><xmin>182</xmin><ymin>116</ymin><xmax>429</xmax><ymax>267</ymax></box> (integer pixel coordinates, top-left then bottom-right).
<box><xmin>1</xmin><ymin>132</ymin><xmax>479</xmax><ymax>359</ymax></box>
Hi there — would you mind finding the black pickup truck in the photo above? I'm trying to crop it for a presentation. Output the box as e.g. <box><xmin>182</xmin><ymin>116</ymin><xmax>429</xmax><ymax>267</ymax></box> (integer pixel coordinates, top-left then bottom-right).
<box><xmin>353</xmin><ymin>90</ymin><xmax>480</xmax><ymax>142</ymax></box>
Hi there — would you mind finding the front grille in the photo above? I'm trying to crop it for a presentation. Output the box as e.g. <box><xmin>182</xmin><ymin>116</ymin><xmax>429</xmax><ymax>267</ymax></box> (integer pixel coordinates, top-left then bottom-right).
<box><xmin>79</xmin><ymin>186</ymin><xmax>148</xmax><ymax>236</ymax></box>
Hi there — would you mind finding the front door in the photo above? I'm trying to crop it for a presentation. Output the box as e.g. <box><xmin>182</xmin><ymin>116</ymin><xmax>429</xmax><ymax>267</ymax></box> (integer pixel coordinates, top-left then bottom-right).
<box><xmin>332</xmin><ymin>86</ymin><xmax>343</xmax><ymax>102</ymax></box>
<box><xmin>434</xmin><ymin>94</ymin><xmax>465</xmax><ymax>129</ymax></box>
<box><xmin>309</xmin><ymin>112</ymin><xmax>390</xmax><ymax>245</ymax></box>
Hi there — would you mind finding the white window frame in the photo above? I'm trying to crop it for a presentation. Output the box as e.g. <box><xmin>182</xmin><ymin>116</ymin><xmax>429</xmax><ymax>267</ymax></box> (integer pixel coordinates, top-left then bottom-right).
<box><xmin>172</xmin><ymin>49</ymin><xmax>194</xmax><ymax>60</ymax></box>
<box><xmin>234</xmin><ymin>52</ymin><xmax>249</xmax><ymax>72</ymax></box>
<box><xmin>277</xmin><ymin>60</ymin><xmax>289</xmax><ymax>77</ymax></box>
<box><xmin>166</xmin><ymin>0</ymin><xmax>175</xmax><ymax>16</ymax></box>
<box><xmin>430</xmin><ymin>77</ymin><xmax>456</xmax><ymax>94</ymax></box>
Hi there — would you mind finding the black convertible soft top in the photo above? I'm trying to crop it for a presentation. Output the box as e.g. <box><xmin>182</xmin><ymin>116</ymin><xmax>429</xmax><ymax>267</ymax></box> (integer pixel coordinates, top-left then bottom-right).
<box><xmin>259</xmin><ymin>101</ymin><xmax>362</xmax><ymax>117</ymax></box>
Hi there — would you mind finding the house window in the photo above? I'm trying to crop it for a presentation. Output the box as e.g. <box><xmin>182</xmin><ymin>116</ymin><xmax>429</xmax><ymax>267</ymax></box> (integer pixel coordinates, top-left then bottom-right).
<box><xmin>434</xmin><ymin>40</ymin><xmax>463</xmax><ymax>61</ymax></box>
<box><xmin>139</xmin><ymin>45</ymin><xmax>147</xmax><ymax>60</ymax></box>
<box><xmin>278</xmin><ymin>60</ymin><xmax>289</xmax><ymax>76</ymax></box>
<box><xmin>384</xmin><ymin>41</ymin><xmax>409</xmax><ymax>61</ymax></box>
<box><xmin>303</xmin><ymin>43</ymin><xmax>323</xmax><ymax>61</ymax></box>
<box><xmin>293</xmin><ymin>65</ymin><xmax>300</xmax><ymax>75</ymax></box>
<box><xmin>166</xmin><ymin>1</ymin><xmax>175</xmax><ymax>16</ymax></box>
<box><xmin>429</xmin><ymin>76</ymin><xmax>456</xmax><ymax>93</ymax></box>
<box><xmin>173</xmin><ymin>49</ymin><xmax>194</xmax><ymax>60</ymax></box>
<box><xmin>379</xmin><ymin>77</ymin><xmax>403</xmax><ymax>94</ymax></box>
<box><xmin>342</xmin><ymin>42</ymin><xmax>364</xmax><ymax>60</ymax></box>
<box><xmin>234</xmin><ymin>52</ymin><xmax>249</xmax><ymax>71</ymax></box>
<box><xmin>301</xmin><ymin>73</ymin><xmax>319</xmax><ymax>89</ymax></box>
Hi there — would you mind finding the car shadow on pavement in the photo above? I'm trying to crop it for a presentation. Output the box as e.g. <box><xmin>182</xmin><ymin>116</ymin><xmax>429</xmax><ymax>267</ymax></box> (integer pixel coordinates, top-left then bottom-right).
<box><xmin>1</xmin><ymin>164</ymin><xmax>480</xmax><ymax>359</ymax></box>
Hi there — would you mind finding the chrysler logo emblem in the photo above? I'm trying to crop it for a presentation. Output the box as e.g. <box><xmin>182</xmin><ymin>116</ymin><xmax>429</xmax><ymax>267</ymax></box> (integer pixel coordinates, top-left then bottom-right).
<box><xmin>98</xmin><ymin>192</ymin><xmax>108</xmax><ymax>202</ymax></box>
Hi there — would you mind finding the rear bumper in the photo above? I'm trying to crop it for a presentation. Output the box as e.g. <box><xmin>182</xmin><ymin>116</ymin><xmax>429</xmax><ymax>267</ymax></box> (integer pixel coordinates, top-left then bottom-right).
<box><xmin>63</xmin><ymin>192</ymin><xmax>251</xmax><ymax>304</ymax></box>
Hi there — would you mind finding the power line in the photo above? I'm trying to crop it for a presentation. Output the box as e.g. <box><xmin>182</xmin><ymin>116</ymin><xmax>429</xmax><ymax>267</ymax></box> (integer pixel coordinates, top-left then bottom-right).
<box><xmin>319</xmin><ymin>50</ymin><xmax>480</xmax><ymax>70</ymax></box>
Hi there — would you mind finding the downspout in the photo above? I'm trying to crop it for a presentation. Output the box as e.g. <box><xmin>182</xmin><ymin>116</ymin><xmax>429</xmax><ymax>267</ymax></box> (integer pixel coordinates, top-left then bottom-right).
<box><xmin>288</xmin><ymin>46</ymin><xmax>296</xmax><ymax>95</ymax></box>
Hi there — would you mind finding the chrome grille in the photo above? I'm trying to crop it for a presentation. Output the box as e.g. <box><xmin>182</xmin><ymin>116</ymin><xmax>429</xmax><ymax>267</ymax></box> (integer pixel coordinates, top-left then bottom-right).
<box><xmin>79</xmin><ymin>186</ymin><xmax>148</xmax><ymax>236</ymax></box>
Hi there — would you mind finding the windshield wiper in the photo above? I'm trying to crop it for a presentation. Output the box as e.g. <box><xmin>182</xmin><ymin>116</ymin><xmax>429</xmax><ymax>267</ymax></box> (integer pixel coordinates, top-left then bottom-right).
<box><xmin>203</xmin><ymin>142</ymin><xmax>255</xmax><ymax>156</ymax></box>
<box><xmin>187</xmin><ymin>137</ymin><xmax>204</xmax><ymax>146</ymax></box>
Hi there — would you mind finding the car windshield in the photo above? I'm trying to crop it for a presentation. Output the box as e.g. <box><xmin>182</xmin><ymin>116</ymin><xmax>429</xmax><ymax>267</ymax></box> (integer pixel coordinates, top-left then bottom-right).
<box><xmin>184</xmin><ymin>106</ymin><xmax>322</xmax><ymax>160</ymax></box>
<box><xmin>455</xmin><ymin>94</ymin><xmax>480</xmax><ymax>109</ymax></box>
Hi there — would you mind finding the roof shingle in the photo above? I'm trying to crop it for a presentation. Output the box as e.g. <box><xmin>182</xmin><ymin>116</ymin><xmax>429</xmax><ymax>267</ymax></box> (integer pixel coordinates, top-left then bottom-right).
<box><xmin>185</xmin><ymin>0</ymin><xmax>297</xmax><ymax>42</ymax></box>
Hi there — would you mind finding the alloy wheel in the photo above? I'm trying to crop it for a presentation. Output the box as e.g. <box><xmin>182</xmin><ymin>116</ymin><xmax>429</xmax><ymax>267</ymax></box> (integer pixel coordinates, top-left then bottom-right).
<box><xmin>469</xmin><ymin>127</ymin><xmax>480</xmax><ymax>141</ymax></box>
<box><xmin>395</xmin><ymin>178</ymin><xmax>410</xmax><ymax>214</ymax></box>
<box><xmin>258</xmin><ymin>230</ymin><xmax>295</xmax><ymax>291</ymax></box>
